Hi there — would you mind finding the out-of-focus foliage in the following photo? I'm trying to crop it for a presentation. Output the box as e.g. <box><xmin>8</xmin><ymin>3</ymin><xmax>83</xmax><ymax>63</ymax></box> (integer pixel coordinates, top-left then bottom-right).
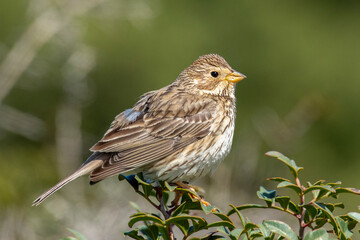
<box><xmin>0</xmin><ymin>0</ymin><xmax>360</xmax><ymax>239</ymax></box>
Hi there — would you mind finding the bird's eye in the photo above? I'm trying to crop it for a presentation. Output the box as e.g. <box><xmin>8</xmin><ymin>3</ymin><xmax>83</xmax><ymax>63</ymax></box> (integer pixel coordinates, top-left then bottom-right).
<box><xmin>210</xmin><ymin>71</ymin><xmax>219</xmax><ymax>78</ymax></box>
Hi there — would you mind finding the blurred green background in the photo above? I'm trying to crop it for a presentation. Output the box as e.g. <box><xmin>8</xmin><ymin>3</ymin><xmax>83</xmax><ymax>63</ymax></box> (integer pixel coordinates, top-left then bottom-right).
<box><xmin>0</xmin><ymin>0</ymin><xmax>359</xmax><ymax>239</ymax></box>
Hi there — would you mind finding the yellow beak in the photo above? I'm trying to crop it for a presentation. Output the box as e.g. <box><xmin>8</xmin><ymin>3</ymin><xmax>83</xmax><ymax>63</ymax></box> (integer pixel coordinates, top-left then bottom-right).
<box><xmin>225</xmin><ymin>70</ymin><xmax>247</xmax><ymax>83</ymax></box>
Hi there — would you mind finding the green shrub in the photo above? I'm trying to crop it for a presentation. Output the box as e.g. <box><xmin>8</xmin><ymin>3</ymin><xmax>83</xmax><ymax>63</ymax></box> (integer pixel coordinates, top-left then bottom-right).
<box><xmin>61</xmin><ymin>152</ymin><xmax>360</xmax><ymax>240</ymax></box>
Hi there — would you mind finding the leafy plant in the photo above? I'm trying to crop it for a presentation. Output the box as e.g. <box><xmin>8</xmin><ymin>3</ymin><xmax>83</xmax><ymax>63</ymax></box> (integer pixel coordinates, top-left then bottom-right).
<box><xmin>60</xmin><ymin>152</ymin><xmax>360</xmax><ymax>240</ymax></box>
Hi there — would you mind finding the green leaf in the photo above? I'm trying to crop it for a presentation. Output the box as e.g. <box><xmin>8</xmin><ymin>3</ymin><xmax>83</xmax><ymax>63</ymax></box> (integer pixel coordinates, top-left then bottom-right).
<box><xmin>313</xmin><ymin>180</ymin><xmax>326</xmax><ymax>186</ymax></box>
<box><xmin>228</xmin><ymin>205</ymin><xmax>246</xmax><ymax>227</ymax></box>
<box><xmin>181</xmin><ymin>193</ymin><xmax>202</xmax><ymax>211</ymax></box>
<box><xmin>335</xmin><ymin>187</ymin><xmax>360</xmax><ymax>195</ymax></box>
<box><xmin>263</xmin><ymin>220</ymin><xmax>297</xmax><ymax>240</ymax></box>
<box><xmin>191</xmin><ymin>218</ymin><xmax>208</xmax><ymax>232</ymax></box>
<box><xmin>304</xmin><ymin>205</ymin><xmax>318</xmax><ymax>224</ymax></box>
<box><xmin>172</xmin><ymin>202</ymin><xmax>187</xmax><ymax>217</ymax></box>
<box><xmin>348</xmin><ymin>212</ymin><xmax>360</xmax><ymax>223</ymax></box>
<box><xmin>314</xmin><ymin>203</ymin><xmax>339</xmax><ymax>235</ymax></box>
<box><xmin>288</xmin><ymin>201</ymin><xmax>300</xmax><ymax>214</ymax></box>
<box><xmin>304</xmin><ymin>229</ymin><xmax>329</xmax><ymax>240</ymax></box>
<box><xmin>257</xmin><ymin>186</ymin><xmax>276</xmax><ymax>207</ymax></box>
<box><xmin>173</xmin><ymin>219</ymin><xmax>189</xmax><ymax>236</ymax></box>
<box><xmin>119</xmin><ymin>174</ymin><xmax>139</xmax><ymax>191</ymax></box>
<box><xmin>227</xmin><ymin>204</ymin><xmax>267</xmax><ymax>216</ymax></box>
<box><xmin>201</xmin><ymin>234</ymin><xmax>226</xmax><ymax>240</ymax></box>
<box><xmin>166</xmin><ymin>215</ymin><xmax>206</xmax><ymax>227</ymax></box>
<box><xmin>267</xmin><ymin>177</ymin><xmax>292</xmax><ymax>183</ymax></box>
<box><xmin>123</xmin><ymin>229</ymin><xmax>146</xmax><ymax>240</ymax></box>
<box><xmin>229</xmin><ymin>228</ymin><xmax>242</xmax><ymax>239</ymax></box>
<box><xmin>258</xmin><ymin>223</ymin><xmax>272</xmax><ymax>238</ymax></box>
<box><xmin>207</xmin><ymin>221</ymin><xmax>235</xmax><ymax>230</ymax></box>
<box><xmin>265</xmin><ymin>151</ymin><xmax>303</xmax><ymax>179</ymax></box>
<box><xmin>135</xmin><ymin>174</ymin><xmax>151</xmax><ymax>186</ymax></box>
<box><xmin>164</xmin><ymin>181</ymin><xmax>177</xmax><ymax>191</ymax></box>
<box><xmin>314</xmin><ymin>217</ymin><xmax>327</xmax><ymax>229</ymax></box>
<box><xmin>336</xmin><ymin>216</ymin><xmax>353</xmax><ymax>239</ymax></box>
<box><xmin>128</xmin><ymin>214</ymin><xmax>165</xmax><ymax>228</ymax></box>
<box><xmin>304</xmin><ymin>185</ymin><xmax>336</xmax><ymax>195</ymax></box>
<box><xmin>327</xmin><ymin>181</ymin><xmax>342</xmax><ymax>187</ymax></box>
<box><xmin>141</xmin><ymin>224</ymin><xmax>159</xmax><ymax>240</ymax></box>
<box><xmin>200</xmin><ymin>201</ymin><xmax>216</xmax><ymax>214</ymax></box>
<box><xmin>216</xmin><ymin>226</ymin><xmax>229</xmax><ymax>235</ymax></box>
<box><xmin>64</xmin><ymin>228</ymin><xmax>87</xmax><ymax>240</ymax></box>
<box><xmin>277</xmin><ymin>181</ymin><xmax>302</xmax><ymax>195</ymax></box>
<box><xmin>213</xmin><ymin>212</ymin><xmax>233</xmax><ymax>224</ymax></box>
<box><xmin>275</xmin><ymin>196</ymin><xmax>290</xmax><ymax>210</ymax></box>
<box><xmin>244</xmin><ymin>222</ymin><xmax>259</xmax><ymax>232</ymax></box>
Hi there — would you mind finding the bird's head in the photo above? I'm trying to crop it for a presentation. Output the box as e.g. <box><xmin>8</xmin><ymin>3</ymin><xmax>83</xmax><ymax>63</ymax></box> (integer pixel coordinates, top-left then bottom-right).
<box><xmin>176</xmin><ymin>54</ymin><xmax>246</xmax><ymax>97</ymax></box>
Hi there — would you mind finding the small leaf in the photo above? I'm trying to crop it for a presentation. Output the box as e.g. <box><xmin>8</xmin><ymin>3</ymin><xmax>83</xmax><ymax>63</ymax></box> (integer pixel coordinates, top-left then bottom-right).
<box><xmin>213</xmin><ymin>212</ymin><xmax>233</xmax><ymax>224</ymax></box>
<box><xmin>123</xmin><ymin>229</ymin><xmax>145</xmax><ymax>240</ymax></box>
<box><xmin>275</xmin><ymin>196</ymin><xmax>290</xmax><ymax>210</ymax></box>
<box><xmin>135</xmin><ymin>174</ymin><xmax>151</xmax><ymax>186</ymax></box>
<box><xmin>257</xmin><ymin>186</ymin><xmax>276</xmax><ymax>207</ymax></box>
<box><xmin>304</xmin><ymin>205</ymin><xmax>318</xmax><ymax>224</ymax></box>
<box><xmin>313</xmin><ymin>180</ymin><xmax>326</xmax><ymax>186</ymax></box>
<box><xmin>303</xmin><ymin>229</ymin><xmax>329</xmax><ymax>240</ymax></box>
<box><xmin>172</xmin><ymin>202</ymin><xmax>187</xmax><ymax>217</ymax></box>
<box><xmin>128</xmin><ymin>214</ymin><xmax>165</xmax><ymax>228</ymax></box>
<box><xmin>201</xmin><ymin>234</ymin><xmax>226</xmax><ymax>240</ymax></box>
<box><xmin>65</xmin><ymin>228</ymin><xmax>87</xmax><ymax>240</ymax></box>
<box><xmin>314</xmin><ymin>217</ymin><xmax>327</xmax><ymax>229</ymax></box>
<box><xmin>216</xmin><ymin>226</ymin><xmax>229</xmax><ymax>235</ymax></box>
<box><xmin>304</xmin><ymin>185</ymin><xmax>336</xmax><ymax>195</ymax></box>
<box><xmin>258</xmin><ymin>223</ymin><xmax>272</xmax><ymax>238</ymax></box>
<box><xmin>166</xmin><ymin>215</ymin><xmax>206</xmax><ymax>227</ymax></box>
<box><xmin>288</xmin><ymin>201</ymin><xmax>300</xmax><ymax>214</ymax></box>
<box><xmin>277</xmin><ymin>181</ymin><xmax>302</xmax><ymax>195</ymax></box>
<box><xmin>142</xmin><ymin>224</ymin><xmax>159</xmax><ymax>240</ymax></box>
<box><xmin>314</xmin><ymin>203</ymin><xmax>339</xmax><ymax>234</ymax></box>
<box><xmin>335</xmin><ymin>187</ymin><xmax>360</xmax><ymax>195</ymax></box>
<box><xmin>265</xmin><ymin>151</ymin><xmax>303</xmax><ymax>179</ymax></box>
<box><xmin>336</xmin><ymin>216</ymin><xmax>353</xmax><ymax>239</ymax></box>
<box><xmin>263</xmin><ymin>220</ymin><xmax>297</xmax><ymax>240</ymax></box>
<box><xmin>207</xmin><ymin>221</ymin><xmax>235</xmax><ymax>230</ymax></box>
<box><xmin>227</xmin><ymin>204</ymin><xmax>267</xmax><ymax>216</ymax></box>
<box><xmin>173</xmin><ymin>219</ymin><xmax>189</xmax><ymax>236</ymax></box>
<box><xmin>164</xmin><ymin>181</ymin><xmax>177</xmax><ymax>191</ymax></box>
<box><xmin>119</xmin><ymin>174</ymin><xmax>139</xmax><ymax>191</ymax></box>
<box><xmin>200</xmin><ymin>201</ymin><xmax>217</xmax><ymax>215</ymax></box>
<box><xmin>348</xmin><ymin>212</ymin><xmax>360</xmax><ymax>223</ymax></box>
<box><xmin>229</xmin><ymin>228</ymin><xmax>242</xmax><ymax>239</ymax></box>
<box><xmin>267</xmin><ymin>177</ymin><xmax>292</xmax><ymax>183</ymax></box>
<box><xmin>244</xmin><ymin>222</ymin><xmax>259</xmax><ymax>231</ymax></box>
<box><xmin>327</xmin><ymin>181</ymin><xmax>342</xmax><ymax>187</ymax></box>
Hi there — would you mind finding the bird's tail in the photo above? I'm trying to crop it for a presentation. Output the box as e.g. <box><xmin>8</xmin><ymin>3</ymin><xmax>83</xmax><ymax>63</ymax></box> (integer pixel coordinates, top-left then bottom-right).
<box><xmin>32</xmin><ymin>159</ymin><xmax>103</xmax><ymax>206</ymax></box>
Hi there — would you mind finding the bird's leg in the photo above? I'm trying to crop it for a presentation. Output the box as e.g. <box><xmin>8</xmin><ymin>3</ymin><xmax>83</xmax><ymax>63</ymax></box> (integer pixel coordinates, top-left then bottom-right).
<box><xmin>175</xmin><ymin>181</ymin><xmax>211</xmax><ymax>207</ymax></box>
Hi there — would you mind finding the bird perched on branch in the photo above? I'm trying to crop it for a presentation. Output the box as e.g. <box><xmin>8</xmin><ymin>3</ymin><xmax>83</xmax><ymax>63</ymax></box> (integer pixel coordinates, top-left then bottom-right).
<box><xmin>33</xmin><ymin>54</ymin><xmax>246</xmax><ymax>206</ymax></box>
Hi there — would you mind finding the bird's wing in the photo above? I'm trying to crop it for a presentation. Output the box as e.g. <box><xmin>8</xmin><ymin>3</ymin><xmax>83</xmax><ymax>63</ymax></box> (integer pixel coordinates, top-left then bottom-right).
<box><xmin>88</xmin><ymin>92</ymin><xmax>217</xmax><ymax>182</ymax></box>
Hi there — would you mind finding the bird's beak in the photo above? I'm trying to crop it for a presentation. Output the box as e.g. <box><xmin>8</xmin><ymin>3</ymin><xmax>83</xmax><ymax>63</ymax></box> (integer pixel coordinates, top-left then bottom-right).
<box><xmin>225</xmin><ymin>70</ymin><xmax>247</xmax><ymax>83</ymax></box>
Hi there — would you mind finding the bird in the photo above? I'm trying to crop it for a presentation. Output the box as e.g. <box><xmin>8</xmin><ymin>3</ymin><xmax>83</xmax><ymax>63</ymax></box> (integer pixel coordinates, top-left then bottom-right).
<box><xmin>32</xmin><ymin>54</ymin><xmax>246</xmax><ymax>206</ymax></box>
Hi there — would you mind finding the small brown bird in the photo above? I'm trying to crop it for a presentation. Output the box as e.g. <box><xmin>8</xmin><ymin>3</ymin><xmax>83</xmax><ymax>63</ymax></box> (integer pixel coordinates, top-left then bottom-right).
<box><xmin>33</xmin><ymin>54</ymin><xmax>246</xmax><ymax>206</ymax></box>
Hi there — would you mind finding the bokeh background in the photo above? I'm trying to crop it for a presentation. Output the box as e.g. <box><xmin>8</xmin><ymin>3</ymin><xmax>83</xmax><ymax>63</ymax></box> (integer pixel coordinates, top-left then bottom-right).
<box><xmin>1</xmin><ymin>0</ymin><xmax>359</xmax><ymax>239</ymax></box>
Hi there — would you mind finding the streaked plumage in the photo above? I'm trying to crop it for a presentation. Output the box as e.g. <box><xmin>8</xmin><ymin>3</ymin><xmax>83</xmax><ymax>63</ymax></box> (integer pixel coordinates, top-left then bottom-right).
<box><xmin>33</xmin><ymin>54</ymin><xmax>246</xmax><ymax>206</ymax></box>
